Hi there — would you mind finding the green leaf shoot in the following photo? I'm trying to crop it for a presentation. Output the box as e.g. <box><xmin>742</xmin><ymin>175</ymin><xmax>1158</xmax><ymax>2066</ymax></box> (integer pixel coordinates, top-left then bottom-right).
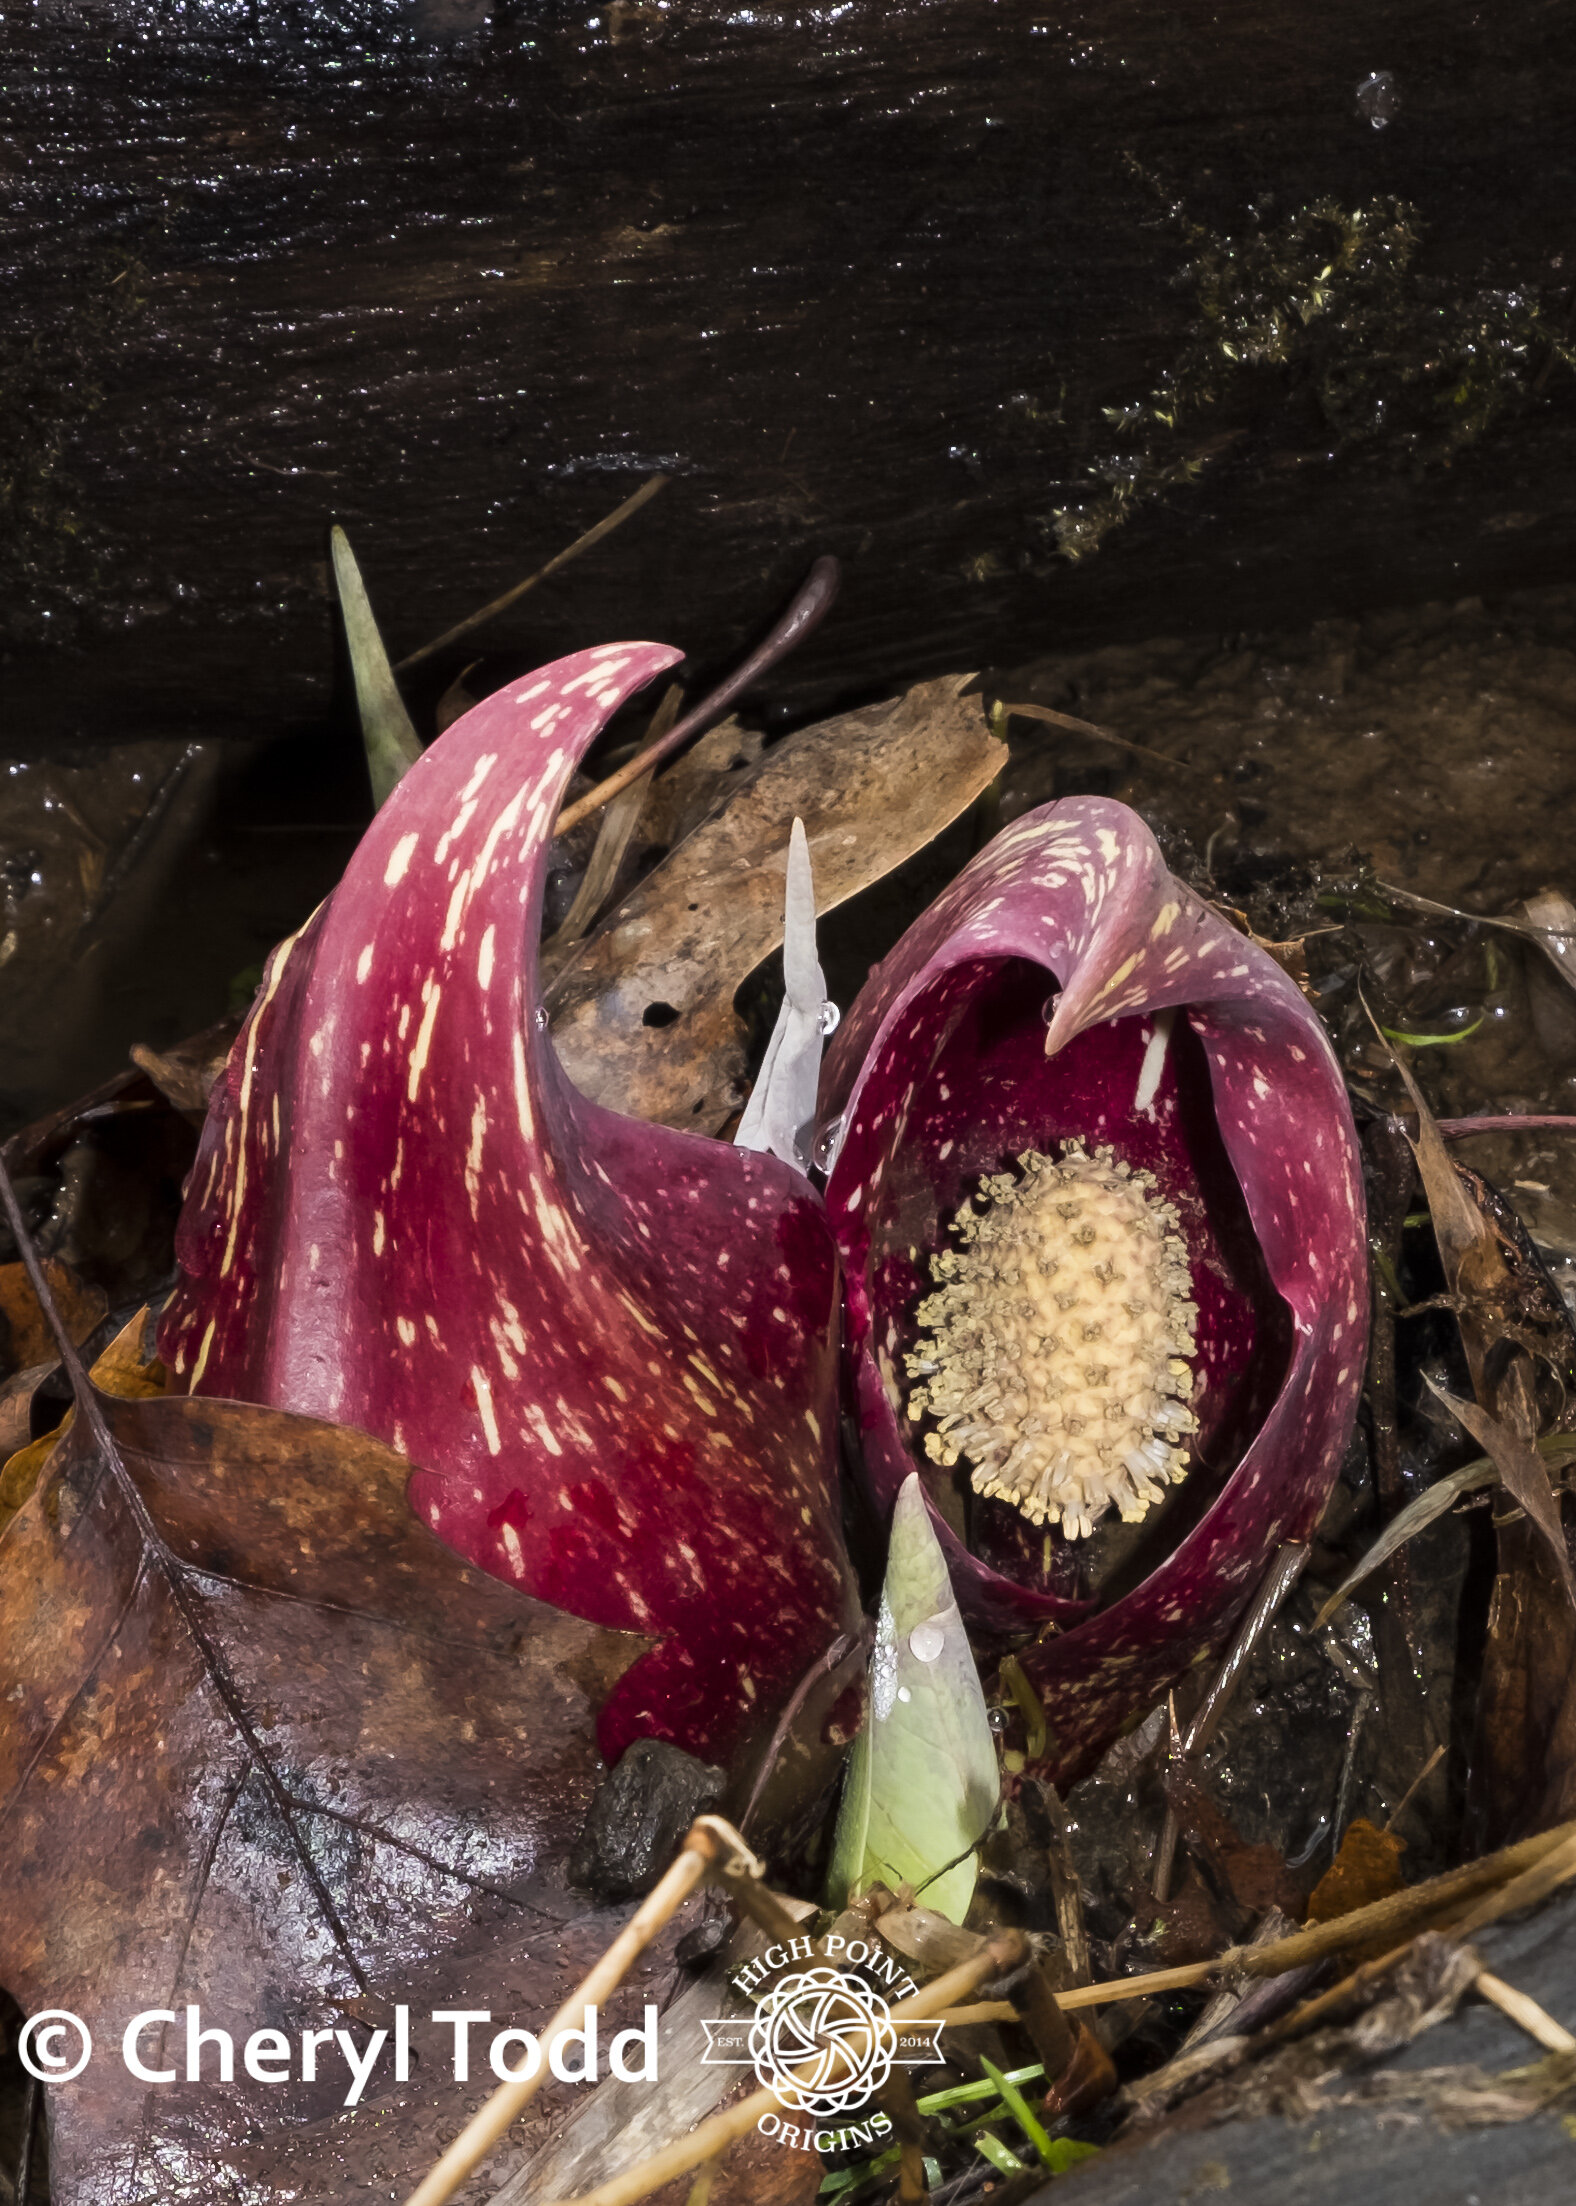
<box><xmin>331</xmin><ymin>524</ymin><xmax>424</xmax><ymax>809</ymax></box>
<box><xmin>827</xmin><ymin>1473</ymin><xmax>999</xmax><ymax>1923</ymax></box>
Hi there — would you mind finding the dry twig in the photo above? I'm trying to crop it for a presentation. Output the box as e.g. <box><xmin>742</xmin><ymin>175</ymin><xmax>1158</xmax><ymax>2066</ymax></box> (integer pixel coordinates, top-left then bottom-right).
<box><xmin>1474</xmin><ymin>1971</ymin><xmax>1576</xmax><ymax>2055</ymax></box>
<box><xmin>396</xmin><ymin>477</ymin><xmax>668</xmax><ymax>672</ymax></box>
<box><xmin>999</xmin><ymin>698</ymin><xmax>1200</xmax><ymax>775</ymax></box>
<box><xmin>405</xmin><ymin>1818</ymin><xmax>760</xmax><ymax>2206</ymax></box>
<box><xmin>554</xmin><ymin>558</ymin><xmax>840</xmax><ymax>840</ymax></box>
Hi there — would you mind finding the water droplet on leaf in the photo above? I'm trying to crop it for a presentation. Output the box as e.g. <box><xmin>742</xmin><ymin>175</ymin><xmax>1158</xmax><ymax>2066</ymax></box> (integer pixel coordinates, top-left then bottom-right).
<box><xmin>908</xmin><ymin>1618</ymin><xmax>946</xmax><ymax>1663</ymax></box>
<box><xmin>811</xmin><ymin>1114</ymin><xmax>846</xmax><ymax>1172</ymax></box>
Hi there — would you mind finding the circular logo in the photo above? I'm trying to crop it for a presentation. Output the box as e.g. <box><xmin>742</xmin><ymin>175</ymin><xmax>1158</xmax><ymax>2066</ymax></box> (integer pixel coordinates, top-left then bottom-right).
<box><xmin>19</xmin><ymin>2010</ymin><xmax>92</xmax><ymax>2083</ymax></box>
<box><xmin>747</xmin><ymin>1968</ymin><xmax>895</xmax><ymax>2117</ymax></box>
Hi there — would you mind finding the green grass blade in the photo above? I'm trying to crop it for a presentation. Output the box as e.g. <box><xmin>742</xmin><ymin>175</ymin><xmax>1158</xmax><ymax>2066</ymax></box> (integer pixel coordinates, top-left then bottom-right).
<box><xmin>331</xmin><ymin>524</ymin><xmax>423</xmax><ymax>809</ymax></box>
<box><xmin>1378</xmin><ymin>1015</ymin><xmax>1484</xmax><ymax>1048</ymax></box>
<box><xmin>981</xmin><ymin>2054</ymin><xmax>1057</xmax><ymax>2168</ymax></box>
<box><xmin>974</xmin><ymin>2131</ymin><xmax>1030</xmax><ymax>2175</ymax></box>
<box><xmin>917</xmin><ymin>2062</ymin><xmax>1045</xmax><ymax>2113</ymax></box>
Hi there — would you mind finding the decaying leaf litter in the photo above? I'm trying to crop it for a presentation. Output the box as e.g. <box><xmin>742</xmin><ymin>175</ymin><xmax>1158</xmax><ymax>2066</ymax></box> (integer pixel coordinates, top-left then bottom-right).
<box><xmin>9</xmin><ymin>507</ymin><xmax>1576</xmax><ymax>2206</ymax></box>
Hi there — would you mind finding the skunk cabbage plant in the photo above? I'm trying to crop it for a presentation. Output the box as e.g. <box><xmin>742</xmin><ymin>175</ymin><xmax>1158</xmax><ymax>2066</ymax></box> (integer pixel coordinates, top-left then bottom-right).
<box><xmin>160</xmin><ymin>644</ymin><xmax>857</xmax><ymax>1767</ymax></box>
<box><xmin>817</xmin><ymin>797</ymin><xmax>1366</xmax><ymax>1780</ymax></box>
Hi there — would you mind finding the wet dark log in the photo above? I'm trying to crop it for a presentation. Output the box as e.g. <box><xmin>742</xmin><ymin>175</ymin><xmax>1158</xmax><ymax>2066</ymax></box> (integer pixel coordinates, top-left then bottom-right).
<box><xmin>3</xmin><ymin>0</ymin><xmax>1576</xmax><ymax>749</ymax></box>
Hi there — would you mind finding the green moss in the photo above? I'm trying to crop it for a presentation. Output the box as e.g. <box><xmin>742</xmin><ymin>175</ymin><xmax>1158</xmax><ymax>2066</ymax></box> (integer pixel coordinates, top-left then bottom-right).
<box><xmin>1051</xmin><ymin>180</ymin><xmax>1575</xmax><ymax>560</ymax></box>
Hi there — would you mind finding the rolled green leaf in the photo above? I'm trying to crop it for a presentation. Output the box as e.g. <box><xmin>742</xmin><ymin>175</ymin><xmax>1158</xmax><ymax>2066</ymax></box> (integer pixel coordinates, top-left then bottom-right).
<box><xmin>829</xmin><ymin>1472</ymin><xmax>999</xmax><ymax>1922</ymax></box>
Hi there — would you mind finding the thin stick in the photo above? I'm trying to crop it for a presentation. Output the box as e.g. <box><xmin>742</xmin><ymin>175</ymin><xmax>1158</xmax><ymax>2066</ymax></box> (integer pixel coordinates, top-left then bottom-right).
<box><xmin>404</xmin><ymin>1832</ymin><xmax>717</xmax><ymax>2206</ymax></box>
<box><xmin>1475</xmin><ymin>1971</ymin><xmax>1576</xmax><ymax>2055</ymax></box>
<box><xmin>546</xmin><ymin>1937</ymin><xmax>1028</xmax><ymax>2206</ymax></box>
<box><xmin>1058</xmin><ymin>1962</ymin><xmax>1217</xmax><ymax>2009</ymax></box>
<box><xmin>1000</xmin><ymin>699</ymin><xmax>1201</xmax><ymax>776</ymax></box>
<box><xmin>1260</xmin><ymin>1826</ymin><xmax>1576</xmax><ymax>2048</ymax></box>
<box><xmin>1188</xmin><ymin>1546</ymin><xmax>1309</xmax><ymax>1759</ymax></box>
<box><xmin>394</xmin><ymin>476</ymin><xmax>668</xmax><ymax>671</ymax></box>
<box><xmin>1437</xmin><ymin>1116</ymin><xmax>1576</xmax><ymax>1138</ymax></box>
<box><xmin>1373</xmin><ymin>882</ymin><xmax>1571</xmax><ymax>943</ymax></box>
<box><xmin>1384</xmin><ymin>1743</ymin><xmax>1446</xmax><ymax>1834</ymax></box>
<box><xmin>553</xmin><ymin>557</ymin><xmax>840</xmax><ymax>839</ymax></box>
<box><xmin>549</xmin><ymin>684</ymin><xmax>682</xmax><ymax>947</ymax></box>
<box><xmin>1151</xmin><ymin>1694</ymin><xmax>1185</xmax><ymax>1904</ymax></box>
<box><xmin>1039</xmin><ymin>1778</ymin><xmax>1091</xmax><ymax>1987</ymax></box>
<box><xmin>738</xmin><ymin>1627</ymin><xmax>859</xmax><ymax>1837</ymax></box>
<box><xmin>1451</xmin><ymin>1826</ymin><xmax>1576</xmax><ymax>1939</ymax></box>
<box><xmin>541</xmin><ymin>1819</ymin><xmax>1576</xmax><ymax>2206</ymax></box>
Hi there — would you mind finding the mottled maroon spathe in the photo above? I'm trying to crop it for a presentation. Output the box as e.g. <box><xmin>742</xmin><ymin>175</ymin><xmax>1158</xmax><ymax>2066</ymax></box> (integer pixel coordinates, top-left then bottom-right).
<box><xmin>818</xmin><ymin>797</ymin><xmax>1367</xmax><ymax>1784</ymax></box>
<box><xmin>160</xmin><ymin>644</ymin><xmax>857</xmax><ymax>1767</ymax></box>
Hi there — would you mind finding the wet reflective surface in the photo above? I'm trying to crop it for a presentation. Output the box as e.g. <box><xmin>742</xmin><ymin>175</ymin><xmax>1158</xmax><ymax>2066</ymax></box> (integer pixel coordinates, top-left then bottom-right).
<box><xmin>4</xmin><ymin>0</ymin><xmax>1576</xmax><ymax>750</ymax></box>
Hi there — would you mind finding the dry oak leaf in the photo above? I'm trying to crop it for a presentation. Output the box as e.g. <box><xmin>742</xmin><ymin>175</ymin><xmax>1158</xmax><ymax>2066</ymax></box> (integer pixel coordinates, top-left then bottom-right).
<box><xmin>545</xmin><ymin>673</ymin><xmax>1006</xmax><ymax>1134</ymax></box>
<box><xmin>0</xmin><ymin>1306</ymin><xmax>166</xmax><ymax>1534</ymax></box>
<box><xmin>0</xmin><ymin>1381</ymin><xmax>639</xmax><ymax>2205</ymax></box>
<box><xmin>0</xmin><ymin>1256</ymin><xmax>106</xmax><ymax>1376</ymax></box>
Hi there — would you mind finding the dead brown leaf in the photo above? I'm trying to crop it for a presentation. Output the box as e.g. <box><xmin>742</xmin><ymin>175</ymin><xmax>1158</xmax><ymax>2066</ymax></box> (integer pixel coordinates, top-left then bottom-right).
<box><xmin>0</xmin><ymin>1369</ymin><xmax>642</xmax><ymax>2200</ymax></box>
<box><xmin>1429</xmin><ymin>1377</ymin><xmax>1576</xmax><ymax>1608</ymax></box>
<box><xmin>1162</xmin><ymin>1768</ymin><xmax>1312</xmax><ymax>1935</ymax></box>
<box><xmin>640</xmin><ymin>717</ymin><xmax>766</xmax><ymax>854</ymax></box>
<box><xmin>128</xmin><ymin>1015</ymin><xmax>242</xmax><ymax>1117</ymax></box>
<box><xmin>0</xmin><ymin>1306</ymin><xmax>169</xmax><ymax>1533</ymax></box>
<box><xmin>3</xmin><ymin>1064</ymin><xmax>204</xmax><ymax>1313</ymax></box>
<box><xmin>1379</xmin><ymin>1034</ymin><xmax>1576</xmax><ymax>1838</ymax></box>
<box><xmin>0</xmin><ymin>1357</ymin><xmax>52</xmax><ymax>1465</ymax></box>
<box><xmin>1255</xmin><ymin>934</ymin><xmax>1312</xmax><ymax>993</ymax></box>
<box><xmin>1305</xmin><ymin>1818</ymin><xmax>1406</xmax><ymax>1925</ymax></box>
<box><xmin>1384</xmin><ymin>1041</ymin><xmax>1501</xmax><ymax>1333</ymax></box>
<box><xmin>1521</xmin><ymin>888</ymin><xmax>1576</xmax><ymax>994</ymax></box>
<box><xmin>545</xmin><ymin>676</ymin><xmax>1005</xmax><ymax>1133</ymax></box>
<box><xmin>1473</xmin><ymin>1515</ymin><xmax>1576</xmax><ymax>1842</ymax></box>
<box><xmin>0</xmin><ymin>1256</ymin><xmax>106</xmax><ymax>1375</ymax></box>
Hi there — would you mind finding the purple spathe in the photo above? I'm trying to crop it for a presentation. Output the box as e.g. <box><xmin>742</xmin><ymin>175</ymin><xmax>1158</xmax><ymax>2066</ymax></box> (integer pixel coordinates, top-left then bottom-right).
<box><xmin>160</xmin><ymin>643</ymin><xmax>857</xmax><ymax>1768</ymax></box>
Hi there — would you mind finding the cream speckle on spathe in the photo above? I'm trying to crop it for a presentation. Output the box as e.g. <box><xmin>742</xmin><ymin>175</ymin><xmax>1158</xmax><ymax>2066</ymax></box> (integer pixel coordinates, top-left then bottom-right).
<box><xmin>907</xmin><ymin>1142</ymin><xmax>1198</xmax><ymax>1540</ymax></box>
<box><xmin>472</xmin><ymin>1366</ymin><xmax>502</xmax><ymax>1454</ymax></box>
<box><xmin>384</xmin><ymin>831</ymin><xmax>420</xmax><ymax>888</ymax></box>
<box><xmin>406</xmin><ymin>979</ymin><xmax>442</xmax><ymax>1102</ymax></box>
<box><xmin>435</xmin><ymin>803</ymin><xmax>480</xmax><ymax>869</ymax></box>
